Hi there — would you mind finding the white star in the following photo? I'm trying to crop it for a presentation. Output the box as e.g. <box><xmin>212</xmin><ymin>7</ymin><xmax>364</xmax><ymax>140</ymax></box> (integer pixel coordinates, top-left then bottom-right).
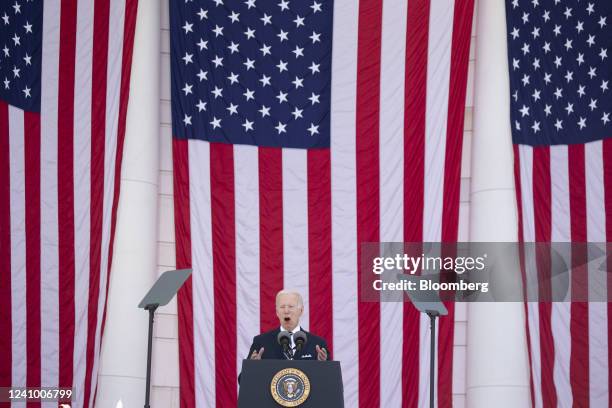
<box><xmin>244</xmin><ymin>88</ymin><xmax>255</xmax><ymax>101</ymax></box>
<box><xmin>308</xmin><ymin>123</ymin><xmax>319</xmax><ymax>136</ymax></box>
<box><xmin>277</xmin><ymin>30</ymin><xmax>289</xmax><ymax>42</ymax></box>
<box><xmin>12</xmin><ymin>1</ymin><xmax>21</xmax><ymax>14</ymax></box>
<box><xmin>589</xmin><ymin>99</ymin><xmax>597</xmax><ymax>111</ymax></box>
<box><xmin>564</xmin><ymin>102</ymin><xmax>574</xmax><ymax>115</ymax></box>
<box><xmin>577</xmin><ymin>117</ymin><xmax>586</xmax><ymax>130</ymax></box>
<box><xmin>212</xmin><ymin>55</ymin><xmax>224</xmax><ymax>67</ymax></box>
<box><xmin>242</xmin><ymin>119</ymin><xmax>254</xmax><ymax>132</ymax></box>
<box><xmin>227</xmin><ymin>42</ymin><xmax>239</xmax><ymax>54</ymax></box>
<box><xmin>1</xmin><ymin>13</ymin><xmax>8</xmax><ymax>25</ymax></box>
<box><xmin>513</xmin><ymin>90</ymin><xmax>518</xmax><ymax>101</ymax></box>
<box><xmin>519</xmin><ymin>105</ymin><xmax>530</xmax><ymax>117</ymax></box>
<box><xmin>564</xmin><ymin>38</ymin><xmax>573</xmax><ymax>51</ymax></box>
<box><xmin>532</xmin><ymin>58</ymin><xmax>540</xmax><ymax>70</ymax></box>
<box><xmin>212</xmin><ymin>25</ymin><xmax>224</xmax><ymax>37</ymax></box>
<box><xmin>309</xmin><ymin>93</ymin><xmax>320</xmax><ymax>105</ymax></box>
<box><xmin>211</xmin><ymin>86</ymin><xmax>223</xmax><ymax>98</ymax></box>
<box><xmin>3</xmin><ymin>46</ymin><xmax>9</xmax><ymax>57</ymax></box>
<box><xmin>276</xmin><ymin>60</ymin><xmax>288</xmax><ymax>72</ymax></box>
<box><xmin>576</xmin><ymin>53</ymin><xmax>584</xmax><ymax>66</ymax></box>
<box><xmin>531</xmin><ymin>27</ymin><xmax>540</xmax><ymax>39</ymax></box>
<box><xmin>542</xmin><ymin>42</ymin><xmax>551</xmax><ymax>53</ymax></box>
<box><xmin>553</xmin><ymin>24</ymin><xmax>561</xmax><ymax>36</ymax></box>
<box><xmin>259</xmin><ymin>75</ymin><xmax>271</xmax><ymax>87</ymax></box>
<box><xmin>601</xmin><ymin>80</ymin><xmax>609</xmax><ymax>92</ymax></box>
<box><xmin>532</xmin><ymin>89</ymin><xmax>541</xmax><ymax>101</ymax></box>
<box><xmin>563</xmin><ymin>7</ymin><xmax>572</xmax><ymax>19</ymax></box>
<box><xmin>210</xmin><ymin>117</ymin><xmax>222</xmax><ymax>129</ymax></box>
<box><xmin>602</xmin><ymin>112</ymin><xmax>610</xmax><ymax>125</ymax></box>
<box><xmin>531</xmin><ymin>0</ymin><xmax>539</xmax><ymax>7</ymax></box>
<box><xmin>261</xmin><ymin>14</ymin><xmax>272</xmax><ymax>25</ymax></box>
<box><xmin>543</xmin><ymin>72</ymin><xmax>552</xmax><ymax>84</ymax></box>
<box><xmin>586</xmin><ymin>3</ymin><xmax>595</xmax><ymax>15</ymax></box>
<box><xmin>276</xmin><ymin>90</ymin><xmax>288</xmax><ymax>103</ymax></box>
<box><xmin>510</xmin><ymin>27</ymin><xmax>520</xmax><ymax>40</ymax></box>
<box><xmin>577</xmin><ymin>85</ymin><xmax>586</xmax><ymax>98</ymax></box>
<box><xmin>228</xmin><ymin>11</ymin><xmax>240</xmax><ymax>23</ymax></box>
<box><xmin>259</xmin><ymin>105</ymin><xmax>271</xmax><ymax>117</ymax></box>
<box><xmin>522</xmin><ymin>12</ymin><xmax>529</xmax><ymax>24</ymax></box>
<box><xmin>553</xmin><ymin>56</ymin><xmax>562</xmax><ymax>68</ymax></box>
<box><xmin>542</xmin><ymin>10</ymin><xmax>550</xmax><ymax>22</ymax></box>
<box><xmin>213</xmin><ymin>0</ymin><xmax>223</xmax><ymax>6</ymax></box>
<box><xmin>311</xmin><ymin>1</ymin><xmax>322</xmax><ymax>13</ymax></box>
<box><xmin>515</xmin><ymin>120</ymin><xmax>521</xmax><ymax>131</ymax></box>
<box><xmin>244</xmin><ymin>58</ymin><xmax>255</xmax><ymax>70</ymax></box>
<box><xmin>554</xmin><ymin>87</ymin><xmax>563</xmax><ymax>99</ymax></box>
<box><xmin>244</xmin><ymin>27</ymin><xmax>256</xmax><ymax>39</ymax></box>
<box><xmin>292</xmin><ymin>76</ymin><xmax>304</xmax><ymax>89</ymax></box>
<box><xmin>260</xmin><ymin>44</ymin><xmax>272</xmax><ymax>56</ymax></box>
<box><xmin>23</xmin><ymin>21</ymin><xmax>32</xmax><ymax>33</ymax></box>
<box><xmin>294</xmin><ymin>15</ymin><xmax>305</xmax><ymax>27</ymax></box>
<box><xmin>197</xmin><ymin>8</ymin><xmax>208</xmax><ymax>20</ymax></box>
<box><xmin>182</xmin><ymin>52</ymin><xmax>193</xmax><ymax>65</ymax></box>
<box><xmin>576</xmin><ymin>21</ymin><xmax>584</xmax><ymax>33</ymax></box>
<box><xmin>22</xmin><ymin>86</ymin><xmax>31</xmax><ymax>98</ymax></box>
<box><xmin>544</xmin><ymin>104</ymin><xmax>552</xmax><ymax>116</ymax></box>
<box><xmin>599</xmin><ymin>48</ymin><xmax>608</xmax><ymax>60</ymax></box>
<box><xmin>521</xmin><ymin>74</ymin><xmax>530</xmax><ymax>86</ymax></box>
<box><xmin>292</xmin><ymin>107</ymin><xmax>303</xmax><ymax>119</ymax></box>
<box><xmin>197</xmin><ymin>69</ymin><xmax>208</xmax><ymax>81</ymax></box>
<box><xmin>521</xmin><ymin>43</ymin><xmax>530</xmax><ymax>55</ymax></box>
<box><xmin>12</xmin><ymin>66</ymin><xmax>20</xmax><ymax>78</ymax></box>
<box><xmin>227</xmin><ymin>103</ymin><xmax>239</xmax><ymax>115</ymax></box>
<box><xmin>554</xmin><ymin>119</ymin><xmax>563</xmax><ymax>130</ymax></box>
<box><xmin>3</xmin><ymin>77</ymin><xmax>9</xmax><ymax>89</ymax></box>
<box><xmin>23</xmin><ymin>53</ymin><xmax>31</xmax><ymax>65</ymax></box>
<box><xmin>292</xmin><ymin>46</ymin><xmax>304</xmax><ymax>58</ymax></box>
<box><xmin>512</xmin><ymin>58</ymin><xmax>520</xmax><ymax>70</ymax></box>
<box><xmin>244</xmin><ymin>0</ymin><xmax>256</xmax><ymax>8</ymax></box>
<box><xmin>227</xmin><ymin>72</ymin><xmax>239</xmax><ymax>84</ymax></box>
<box><xmin>512</xmin><ymin>0</ymin><xmax>518</xmax><ymax>8</ymax></box>
<box><xmin>308</xmin><ymin>62</ymin><xmax>320</xmax><ymax>74</ymax></box>
<box><xmin>564</xmin><ymin>70</ymin><xmax>573</xmax><ymax>83</ymax></box>
<box><xmin>275</xmin><ymin>122</ymin><xmax>287</xmax><ymax>134</ymax></box>
<box><xmin>278</xmin><ymin>0</ymin><xmax>290</xmax><ymax>11</ymax></box>
<box><xmin>182</xmin><ymin>21</ymin><xmax>193</xmax><ymax>33</ymax></box>
<box><xmin>598</xmin><ymin>16</ymin><xmax>607</xmax><ymax>29</ymax></box>
<box><xmin>310</xmin><ymin>31</ymin><xmax>321</xmax><ymax>43</ymax></box>
<box><xmin>197</xmin><ymin>38</ymin><xmax>208</xmax><ymax>50</ymax></box>
<box><xmin>586</xmin><ymin>35</ymin><xmax>595</xmax><ymax>47</ymax></box>
<box><xmin>531</xmin><ymin>121</ymin><xmax>541</xmax><ymax>133</ymax></box>
<box><xmin>183</xmin><ymin>114</ymin><xmax>192</xmax><ymax>125</ymax></box>
<box><xmin>12</xmin><ymin>33</ymin><xmax>20</xmax><ymax>46</ymax></box>
<box><xmin>196</xmin><ymin>100</ymin><xmax>207</xmax><ymax>112</ymax></box>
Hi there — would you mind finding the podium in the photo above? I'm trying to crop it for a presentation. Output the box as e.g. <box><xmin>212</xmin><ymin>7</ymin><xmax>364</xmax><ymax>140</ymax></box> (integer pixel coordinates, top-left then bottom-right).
<box><xmin>238</xmin><ymin>360</ymin><xmax>344</xmax><ymax>408</ymax></box>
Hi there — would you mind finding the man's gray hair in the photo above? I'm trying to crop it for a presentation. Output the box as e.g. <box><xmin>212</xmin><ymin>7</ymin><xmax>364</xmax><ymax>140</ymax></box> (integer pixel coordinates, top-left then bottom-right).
<box><xmin>276</xmin><ymin>289</ymin><xmax>304</xmax><ymax>307</ymax></box>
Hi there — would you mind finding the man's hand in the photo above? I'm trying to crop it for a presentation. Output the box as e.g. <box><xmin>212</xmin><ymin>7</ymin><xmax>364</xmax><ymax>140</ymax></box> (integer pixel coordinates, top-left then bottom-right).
<box><xmin>250</xmin><ymin>347</ymin><xmax>264</xmax><ymax>360</ymax></box>
<box><xmin>316</xmin><ymin>345</ymin><xmax>327</xmax><ymax>361</ymax></box>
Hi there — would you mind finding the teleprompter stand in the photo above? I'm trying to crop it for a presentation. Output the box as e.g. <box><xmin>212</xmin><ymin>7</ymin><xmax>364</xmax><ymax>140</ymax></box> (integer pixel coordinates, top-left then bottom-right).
<box><xmin>138</xmin><ymin>269</ymin><xmax>192</xmax><ymax>408</ymax></box>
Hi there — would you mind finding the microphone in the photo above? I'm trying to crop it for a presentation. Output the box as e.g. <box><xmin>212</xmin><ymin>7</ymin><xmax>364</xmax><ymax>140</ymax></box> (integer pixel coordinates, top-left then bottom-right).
<box><xmin>293</xmin><ymin>331</ymin><xmax>307</xmax><ymax>352</ymax></box>
<box><xmin>277</xmin><ymin>331</ymin><xmax>291</xmax><ymax>352</ymax></box>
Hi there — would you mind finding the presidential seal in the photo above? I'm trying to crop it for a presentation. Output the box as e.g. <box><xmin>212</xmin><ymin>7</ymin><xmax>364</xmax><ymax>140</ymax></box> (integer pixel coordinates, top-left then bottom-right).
<box><xmin>270</xmin><ymin>368</ymin><xmax>311</xmax><ymax>407</ymax></box>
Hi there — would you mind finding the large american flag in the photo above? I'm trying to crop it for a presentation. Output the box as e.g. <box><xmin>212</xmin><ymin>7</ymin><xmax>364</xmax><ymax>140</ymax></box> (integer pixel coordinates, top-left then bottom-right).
<box><xmin>0</xmin><ymin>0</ymin><xmax>137</xmax><ymax>407</ymax></box>
<box><xmin>171</xmin><ymin>0</ymin><xmax>474</xmax><ymax>407</ymax></box>
<box><xmin>508</xmin><ymin>0</ymin><xmax>612</xmax><ymax>406</ymax></box>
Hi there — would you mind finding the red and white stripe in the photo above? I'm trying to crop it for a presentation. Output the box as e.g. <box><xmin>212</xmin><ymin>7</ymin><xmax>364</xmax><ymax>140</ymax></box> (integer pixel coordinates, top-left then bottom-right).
<box><xmin>0</xmin><ymin>0</ymin><xmax>137</xmax><ymax>406</ymax></box>
<box><xmin>515</xmin><ymin>140</ymin><xmax>612</xmax><ymax>407</ymax></box>
<box><xmin>173</xmin><ymin>0</ymin><xmax>474</xmax><ymax>406</ymax></box>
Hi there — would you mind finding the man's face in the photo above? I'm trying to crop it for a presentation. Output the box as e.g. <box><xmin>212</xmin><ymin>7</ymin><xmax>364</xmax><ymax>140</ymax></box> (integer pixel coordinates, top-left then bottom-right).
<box><xmin>276</xmin><ymin>293</ymin><xmax>303</xmax><ymax>332</ymax></box>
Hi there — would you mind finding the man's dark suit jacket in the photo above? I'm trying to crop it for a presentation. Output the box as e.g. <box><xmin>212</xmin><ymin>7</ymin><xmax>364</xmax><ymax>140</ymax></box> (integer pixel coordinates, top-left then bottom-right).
<box><xmin>246</xmin><ymin>328</ymin><xmax>330</xmax><ymax>361</ymax></box>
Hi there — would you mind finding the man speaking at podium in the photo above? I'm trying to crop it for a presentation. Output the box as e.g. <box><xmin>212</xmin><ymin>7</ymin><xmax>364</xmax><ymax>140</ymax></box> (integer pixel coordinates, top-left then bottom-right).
<box><xmin>247</xmin><ymin>290</ymin><xmax>329</xmax><ymax>361</ymax></box>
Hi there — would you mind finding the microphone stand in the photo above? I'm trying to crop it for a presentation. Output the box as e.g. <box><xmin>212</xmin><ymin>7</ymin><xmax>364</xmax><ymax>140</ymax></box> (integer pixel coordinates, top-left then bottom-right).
<box><xmin>427</xmin><ymin>310</ymin><xmax>440</xmax><ymax>408</ymax></box>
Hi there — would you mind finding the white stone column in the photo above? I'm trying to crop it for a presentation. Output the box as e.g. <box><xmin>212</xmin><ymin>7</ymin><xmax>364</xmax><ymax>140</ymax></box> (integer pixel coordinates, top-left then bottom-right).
<box><xmin>466</xmin><ymin>0</ymin><xmax>531</xmax><ymax>407</ymax></box>
<box><xmin>95</xmin><ymin>1</ymin><xmax>160</xmax><ymax>407</ymax></box>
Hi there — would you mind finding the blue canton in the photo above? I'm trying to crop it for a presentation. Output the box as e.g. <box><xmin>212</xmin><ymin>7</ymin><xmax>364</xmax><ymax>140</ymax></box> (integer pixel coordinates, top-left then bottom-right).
<box><xmin>0</xmin><ymin>0</ymin><xmax>42</xmax><ymax>112</ymax></box>
<box><xmin>506</xmin><ymin>0</ymin><xmax>611</xmax><ymax>146</ymax></box>
<box><xmin>170</xmin><ymin>0</ymin><xmax>333</xmax><ymax>148</ymax></box>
